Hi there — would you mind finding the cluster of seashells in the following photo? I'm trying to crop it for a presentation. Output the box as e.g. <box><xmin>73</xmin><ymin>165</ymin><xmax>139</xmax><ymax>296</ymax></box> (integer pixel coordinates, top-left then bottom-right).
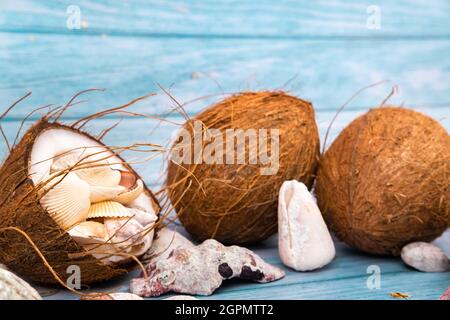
<box><xmin>40</xmin><ymin>151</ymin><xmax>157</xmax><ymax>264</ymax></box>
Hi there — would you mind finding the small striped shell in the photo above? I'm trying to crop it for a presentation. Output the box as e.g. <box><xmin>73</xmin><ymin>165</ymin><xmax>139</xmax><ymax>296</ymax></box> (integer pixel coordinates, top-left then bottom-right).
<box><xmin>87</xmin><ymin>201</ymin><xmax>134</xmax><ymax>219</ymax></box>
<box><xmin>40</xmin><ymin>172</ymin><xmax>91</xmax><ymax>230</ymax></box>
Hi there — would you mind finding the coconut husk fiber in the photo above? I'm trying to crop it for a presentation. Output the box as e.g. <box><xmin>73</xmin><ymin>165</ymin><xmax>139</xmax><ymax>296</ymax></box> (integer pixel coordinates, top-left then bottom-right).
<box><xmin>167</xmin><ymin>91</ymin><xmax>320</xmax><ymax>244</ymax></box>
<box><xmin>315</xmin><ymin>107</ymin><xmax>449</xmax><ymax>255</ymax></box>
<box><xmin>0</xmin><ymin>119</ymin><xmax>160</xmax><ymax>285</ymax></box>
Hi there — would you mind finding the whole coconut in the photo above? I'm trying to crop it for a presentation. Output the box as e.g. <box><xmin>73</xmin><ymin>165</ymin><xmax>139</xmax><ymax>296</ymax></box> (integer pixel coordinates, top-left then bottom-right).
<box><xmin>315</xmin><ymin>107</ymin><xmax>449</xmax><ymax>255</ymax></box>
<box><xmin>167</xmin><ymin>91</ymin><xmax>320</xmax><ymax>244</ymax></box>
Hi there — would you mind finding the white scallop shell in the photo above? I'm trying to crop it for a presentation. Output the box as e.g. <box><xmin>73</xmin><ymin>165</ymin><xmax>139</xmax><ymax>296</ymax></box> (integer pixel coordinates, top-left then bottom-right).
<box><xmin>40</xmin><ymin>172</ymin><xmax>91</xmax><ymax>230</ymax></box>
<box><xmin>76</xmin><ymin>166</ymin><xmax>122</xmax><ymax>187</ymax></box>
<box><xmin>89</xmin><ymin>184</ymin><xmax>126</xmax><ymax>203</ymax></box>
<box><xmin>87</xmin><ymin>201</ymin><xmax>134</xmax><ymax>219</ymax></box>
<box><xmin>68</xmin><ymin>221</ymin><xmax>106</xmax><ymax>245</ymax></box>
<box><xmin>51</xmin><ymin>151</ymin><xmax>121</xmax><ymax>188</ymax></box>
<box><xmin>114</xmin><ymin>179</ymin><xmax>144</xmax><ymax>205</ymax></box>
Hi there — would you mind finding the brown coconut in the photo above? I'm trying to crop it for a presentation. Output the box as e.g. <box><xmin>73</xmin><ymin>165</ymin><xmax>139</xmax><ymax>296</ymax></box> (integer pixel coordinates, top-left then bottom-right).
<box><xmin>167</xmin><ymin>91</ymin><xmax>320</xmax><ymax>244</ymax></box>
<box><xmin>0</xmin><ymin>119</ymin><xmax>160</xmax><ymax>285</ymax></box>
<box><xmin>315</xmin><ymin>107</ymin><xmax>449</xmax><ymax>255</ymax></box>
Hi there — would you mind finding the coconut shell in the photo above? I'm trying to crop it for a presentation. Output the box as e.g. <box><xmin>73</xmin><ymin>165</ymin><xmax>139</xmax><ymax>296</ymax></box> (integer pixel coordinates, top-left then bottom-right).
<box><xmin>167</xmin><ymin>91</ymin><xmax>320</xmax><ymax>244</ymax></box>
<box><xmin>0</xmin><ymin>120</ymin><xmax>160</xmax><ymax>285</ymax></box>
<box><xmin>315</xmin><ymin>107</ymin><xmax>449</xmax><ymax>255</ymax></box>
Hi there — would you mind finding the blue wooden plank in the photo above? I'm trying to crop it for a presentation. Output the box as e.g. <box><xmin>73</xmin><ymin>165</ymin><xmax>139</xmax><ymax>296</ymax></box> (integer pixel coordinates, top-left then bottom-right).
<box><xmin>0</xmin><ymin>0</ymin><xmax>449</xmax><ymax>301</ymax></box>
<box><xmin>1</xmin><ymin>0</ymin><xmax>450</xmax><ymax>37</ymax></box>
<box><xmin>1</xmin><ymin>33</ymin><xmax>450</xmax><ymax>119</ymax></box>
<box><xmin>36</xmin><ymin>231</ymin><xmax>450</xmax><ymax>300</ymax></box>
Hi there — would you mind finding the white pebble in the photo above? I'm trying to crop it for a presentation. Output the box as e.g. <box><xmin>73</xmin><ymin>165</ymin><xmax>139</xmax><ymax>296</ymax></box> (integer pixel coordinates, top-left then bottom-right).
<box><xmin>109</xmin><ymin>292</ymin><xmax>143</xmax><ymax>300</ymax></box>
<box><xmin>164</xmin><ymin>295</ymin><xmax>198</xmax><ymax>300</ymax></box>
<box><xmin>401</xmin><ymin>242</ymin><xmax>449</xmax><ymax>272</ymax></box>
<box><xmin>278</xmin><ymin>180</ymin><xmax>335</xmax><ymax>271</ymax></box>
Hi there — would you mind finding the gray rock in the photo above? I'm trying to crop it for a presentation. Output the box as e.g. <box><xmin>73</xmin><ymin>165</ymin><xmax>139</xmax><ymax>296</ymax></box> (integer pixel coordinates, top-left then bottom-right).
<box><xmin>401</xmin><ymin>242</ymin><xmax>449</xmax><ymax>272</ymax></box>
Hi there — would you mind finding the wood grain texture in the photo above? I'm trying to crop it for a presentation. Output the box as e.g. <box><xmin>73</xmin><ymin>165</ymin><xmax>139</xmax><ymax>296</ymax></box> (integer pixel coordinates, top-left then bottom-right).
<box><xmin>1</xmin><ymin>0</ymin><xmax>450</xmax><ymax>37</ymax></box>
<box><xmin>0</xmin><ymin>0</ymin><xmax>449</xmax><ymax>300</ymax></box>
<box><xmin>1</xmin><ymin>33</ymin><xmax>450</xmax><ymax>119</ymax></box>
<box><xmin>40</xmin><ymin>233</ymin><xmax>450</xmax><ymax>300</ymax></box>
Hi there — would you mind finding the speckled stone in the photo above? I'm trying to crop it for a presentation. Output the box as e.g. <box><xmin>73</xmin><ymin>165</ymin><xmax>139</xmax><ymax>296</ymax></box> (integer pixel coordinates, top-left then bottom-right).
<box><xmin>439</xmin><ymin>286</ymin><xmax>450</xmax><ymax>300</ymax></box>
<box><xmin>130</xmin><ymin>239</ymin><xmax>285</xmax><ymax>297</ymax></box>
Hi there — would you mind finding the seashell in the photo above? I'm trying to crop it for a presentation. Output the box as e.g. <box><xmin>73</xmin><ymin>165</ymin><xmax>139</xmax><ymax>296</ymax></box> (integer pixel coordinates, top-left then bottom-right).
<box><xmin>104</xmin><ymin>217</ymin><xmax>153</xmax><ymax>257</ymax></box>
<box><xmin>127</xmin><ymin>234</ymin><xmax>153</xmax><ymax>260</ymax></box>
<box><xmin>81</xmin><ymin>292</ymin><xmax>143</xmax><ymax>300</ymax></box>
<box><xmin>76</xmin><ymin>165</ymin><xmax>121</xmax><ymax>187</ymax></box>
<box><xmin>114</xmin><ymin>179</ymin><xmax>144</xmax><ymax>205</ymax></box>
<box><xmin>75</xmin><ymin>217</ymin><xmax>154</xmax><ymax>265</ymax></box>
<box><xmin>128</xmin><ymin>207</ymin><xmax>158</xmax><ymax>227</ymax></box>
<box><xmin>87</xmin><ymin>201</ymin><xmax>134</xmax><ymax>219</ymax></box>
<box><xmin>40</xmin><ymin>172</ymin><xmax>91</xmax><ymax>230</ymax></box>
<box><xmin>52</xmin><ymin>150</ymin><xmax>122</xmax><ymax>187</ymax></box>
<box><xmin>89</xmin><ymin>184</ymin><xmax>126</xmax><ymax>203</ymax></box>
<box><xmin>278</xmin><ymin>180</ymin><xmax>335</xmax><ymax>271</ymax></box>
<box><xmin>164</xmin><ymin>295</ymin><xmax>198</xmax><ymax>300</ymax></box>
<box><xmin>68</xmin><ymin>221</ymin><xmax>106</xmax><ymax>245</ymax></box>
<box><xmin>50</xmin><ymin>150</ymin><xmax>86</xmax><ymax>173</ymax></box>
<box><xmin>0</xmin><ymin>268</ymin><xmax>42</xmax><ymax>300</ymax></box>
<box><xmin>108</xmin><ymin>292</ymin><xmax>143</xmax><ymax>300</ymax></box>
<box><xmin>81</xmin><ymin>242</ymin><xmax>121</xmax><ymax>264</ymax></box>
<box><xmin>104</xmin><ymin>217</ymin><xmax>144</xmax><ymax>246</ymax></box>
<box><xmin>118</xmin><ymin>170</ymin><xmax>138</xmax><ymax>189</ymax></box>
<box><xmin>142</xmin><ymin>228</ymin><xmax>193</xmax><ymax>264</ymax></box>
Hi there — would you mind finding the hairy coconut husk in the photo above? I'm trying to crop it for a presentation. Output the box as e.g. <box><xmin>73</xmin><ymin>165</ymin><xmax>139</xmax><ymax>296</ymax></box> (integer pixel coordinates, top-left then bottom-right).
<box><xmin>167</xmin><ymin>91</ymin><xmax>320</xmax><ymax>244</ymax></box>
<box><xmin>315</xmin><ymin>107</ymin><xmax>449</xmax><ymax>255</ymax></box>
<box><xmin>0</xmin><ymin>120</ymin><xmax>160</xmax><ymax>285</ymax></box>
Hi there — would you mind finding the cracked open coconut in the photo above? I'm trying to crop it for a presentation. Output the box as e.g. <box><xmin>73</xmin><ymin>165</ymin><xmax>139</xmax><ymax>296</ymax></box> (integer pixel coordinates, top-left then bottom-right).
<box><xmin>0</xmin><ymin>120</ymin><xmax>160</xmax><ymax>285</ymax></box>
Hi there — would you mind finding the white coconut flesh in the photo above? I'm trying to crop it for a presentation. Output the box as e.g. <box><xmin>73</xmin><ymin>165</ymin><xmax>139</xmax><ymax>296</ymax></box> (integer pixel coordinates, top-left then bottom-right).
<box><xmin>29</xmin><ymin>127</ymin><xmax>157</xmax><ymax>264</ymax></box>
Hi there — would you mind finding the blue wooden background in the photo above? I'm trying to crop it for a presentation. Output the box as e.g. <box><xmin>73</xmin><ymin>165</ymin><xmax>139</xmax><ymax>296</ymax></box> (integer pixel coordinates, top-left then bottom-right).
<box><xmin>0</xmin><ymin>0</ymin><xmax>449</xmax><ymax>300</ymax></box>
